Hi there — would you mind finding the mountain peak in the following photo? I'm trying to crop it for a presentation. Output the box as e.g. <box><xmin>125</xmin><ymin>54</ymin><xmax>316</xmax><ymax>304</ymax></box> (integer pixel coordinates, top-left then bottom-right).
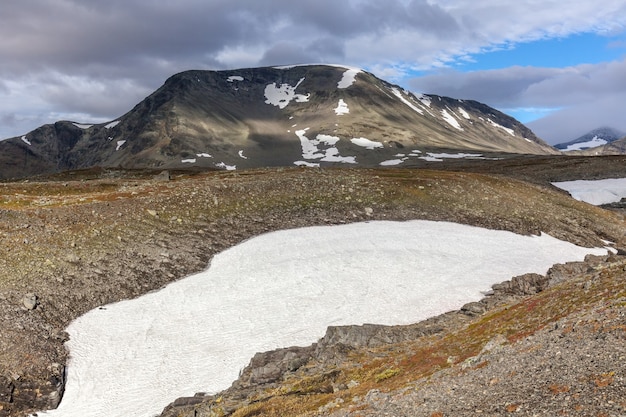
<box><xmin>0</xmin><ymin>64</ymin><xmax>556</xmax><ymax>179</ymax></box>
<box><xmin>555</xmin><ymin>126</ymin><xmax>626</xmax><ymax>152</ymax></box>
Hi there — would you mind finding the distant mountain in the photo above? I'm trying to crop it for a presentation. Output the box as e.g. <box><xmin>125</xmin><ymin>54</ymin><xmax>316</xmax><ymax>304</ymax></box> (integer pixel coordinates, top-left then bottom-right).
<box><xmin>0</xmin><ymin>65</ymin><xmax>557</xmax><ymax>179</ymax></box>
<box><xmin>554</xmin><ymin>127</ymin><xmax>625</xmax><ymax>152</ymax></box>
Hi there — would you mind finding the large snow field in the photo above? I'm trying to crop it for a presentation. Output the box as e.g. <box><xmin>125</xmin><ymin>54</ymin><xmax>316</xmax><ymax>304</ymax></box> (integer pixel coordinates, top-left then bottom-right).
<box><xmin>552</xmin><ymin>177</ymin><xmax>626</xmax><ymax>205</ymax></box>
<box><xmin>38</xmin><ymin>220</ymin><xmax>609</xmax><ymax>417</ymax></box>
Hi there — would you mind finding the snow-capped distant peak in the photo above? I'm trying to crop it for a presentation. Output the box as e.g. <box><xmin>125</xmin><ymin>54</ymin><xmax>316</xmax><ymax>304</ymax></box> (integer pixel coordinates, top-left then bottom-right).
<box><xmin>561</xmin><ymin>136</ymin><xmax>608</xmax><ymax>152</ymax></box>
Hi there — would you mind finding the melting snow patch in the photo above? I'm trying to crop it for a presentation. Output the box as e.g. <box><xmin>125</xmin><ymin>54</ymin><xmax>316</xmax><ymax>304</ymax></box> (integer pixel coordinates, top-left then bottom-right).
<box><xmin>216</xmin><ymin>162</ymin><xmax>236</xmax><ymax>171</ymax></box>
<box><xmin>20</xmin><ymin>136</ymin><xmax>31</xmax><ymax>146</ymax></box>
<box><xmin>441</xmin><ymin>109</ymin><xmax>463</xmax><ymax>130</ymax></box>
<box><xmin>294</xmin><ymin>161</ymin><xmax>320</xmax><ymax>167</ymax></box>
<box><xmin>552</xmin><ymin>178</ymin><xmax>626</xmax><ymax>205</ymax></box>
<box><xmin>561</xmin><ymin>136</ymin><xmax>608</xmax><ymax>152</ymax></box>
<box><xmin>419</xmin><ymin>152</ymin><xmax>484</xmax><ymax>162</ymax></box>
<box><xmin>380</xmin><ymin>159</ymin><xmax>406</xmax><ymax>166</ymax></box>
<box><xmin>337</xmin><ymin>68</ymin><xmax>361</xmax><ymax>88</ymax></box>
<box><xmin>40</xmin><ymin>220</ymin><xmax>610</xmax><ymax>417</ymax></box>
<box><xmin>264</xmin><ymin>78</ymin><xmax>310</xmax><ymax>109</ymax></box>
<box><xmin>391</xmin><ymin>88</ymin><xmax>424</xmax><ymax>115</ymax></box>
<box><xmin>351</xmin><ymin>137</ymin><xmax>383</xmax><ymax>149</ymax></box>
<box><xmin>181</xmin><ymin>158</ymin><xmax>196</xmax><ymax>164</ymax></box>
<box><xmin>458</xmin><ymin>107</ymin><xmax>471</xmax><ymax>119</ymax></box>
<box><xmin>238</xmin><ymin>150</ymin><xmax>248</xmax><ymax>160</ymax></box>
<box><xmin>72</xmin><ymin>123</ymin><xmax>93</xmax><ymax>129</ymax></box>
<box><xmin>335</xmin><ymin>99</ymin><xmax>350</xmax><ymax>115</ymax></box>
<box><xmin>197</xmin><ymin>153</ymin><xmax>212</xmax><ymax>158</ymax></box>
<box><xmin>115</xmin><ymin>140</ymin><xmax>126</xmax><ymax>151</ymax></box>
<box><xmin>418</xmin><ymin>95</ymin><xmax>432</xmax><ymax>107</ymax></box>
<box><xmin>104</xmin><ymin>121</ymin><xmax>120</xmax><ymax>129</ymax></box>
<box><xmin>296</xmin><ymin>129</ymin><xmax>356</xmax><ymax>164</ymax></box>
<box><xmin>487</xmin><ymin>118</ymin><xmax>515</xmax><ymax>136</ymax></box>
<box><xmin>227</xmin><ymin>76</ymin><xmax>244</xmax><ymax>82</ymax></box>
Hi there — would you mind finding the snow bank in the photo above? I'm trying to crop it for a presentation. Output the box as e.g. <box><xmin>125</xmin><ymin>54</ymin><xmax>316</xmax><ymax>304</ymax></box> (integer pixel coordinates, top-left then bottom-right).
<box><xmin>37</xmin><ymin>221</ymin><xmax>608</xmax><ymax>417</ymax></box>
<box><xmin>264</xmin><ymin>78</ymin><xmax>310</xmax><ymax>109</ymax></box>
<box><xmin>552</xmin><ymin>177</ymin><xmax>626</xmax><ymax>205</ymax></box>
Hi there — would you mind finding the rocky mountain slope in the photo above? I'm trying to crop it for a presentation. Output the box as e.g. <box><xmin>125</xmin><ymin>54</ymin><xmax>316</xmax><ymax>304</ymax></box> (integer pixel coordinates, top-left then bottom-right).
<box><xmin>555</xmin><ymin>127</ymin><xmax>626</xmax><ymax>153</ymax></box>
<box><xmin>0</xmin><ymin>65</ymin><xmax>556</xmax><ymax>179</ymax></box>
<box><xmin>1</xmin><ymin>157</ymin><xmax>626</xmax><ymax>416</ymax></box>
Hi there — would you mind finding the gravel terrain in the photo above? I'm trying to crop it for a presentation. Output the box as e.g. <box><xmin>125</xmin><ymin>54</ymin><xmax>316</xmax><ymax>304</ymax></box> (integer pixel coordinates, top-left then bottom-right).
<box><xmin>0</xmin><ymin>161</ymin><xmax>625</xmax><ymax>416</ymax></box>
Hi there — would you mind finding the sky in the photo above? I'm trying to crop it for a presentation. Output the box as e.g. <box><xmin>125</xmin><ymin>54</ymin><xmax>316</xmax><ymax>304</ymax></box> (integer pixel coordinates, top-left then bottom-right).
<box><xmin>1</xmin><ymin>1</ymin><xmax>626</xmax><ymax>145</ymax></box>
<box><xmin>40</xmin><ymin>220</ymin><xmax>609</xmax><ymax>417</ymax></box>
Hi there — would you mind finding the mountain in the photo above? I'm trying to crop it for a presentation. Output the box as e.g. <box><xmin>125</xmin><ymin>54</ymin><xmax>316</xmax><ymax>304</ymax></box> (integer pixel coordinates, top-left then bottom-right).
<box><xmin>554</xmin><ymin>127</ymin><xmax>625</xmax><ymax>152</ymax></box>
<box><xmin>0</xmin><ymin>65</ymin><xmax>557</xmax><ymax>179</ymax></box>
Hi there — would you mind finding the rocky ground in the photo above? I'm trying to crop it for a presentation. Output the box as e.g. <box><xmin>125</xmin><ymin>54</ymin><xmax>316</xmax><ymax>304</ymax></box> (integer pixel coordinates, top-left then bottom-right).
<box><xmin>0</xmin><ymin>157</ymin><xmax>625</xmax><ymax>416</ymax></box>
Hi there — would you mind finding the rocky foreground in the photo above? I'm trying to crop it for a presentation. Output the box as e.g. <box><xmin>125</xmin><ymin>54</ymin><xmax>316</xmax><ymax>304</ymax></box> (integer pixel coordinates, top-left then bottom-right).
<box><xmin>1</xmin><ymin>158</ymin><xmax>625</xmax><ymax>416</ymax></box>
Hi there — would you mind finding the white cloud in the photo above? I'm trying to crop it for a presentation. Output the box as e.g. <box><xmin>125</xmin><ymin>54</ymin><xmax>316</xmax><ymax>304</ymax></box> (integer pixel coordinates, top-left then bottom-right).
<box><xmin>409</xmin><ymin>58</ymin><xmax>626</xmax><ymax>144</ymax></box>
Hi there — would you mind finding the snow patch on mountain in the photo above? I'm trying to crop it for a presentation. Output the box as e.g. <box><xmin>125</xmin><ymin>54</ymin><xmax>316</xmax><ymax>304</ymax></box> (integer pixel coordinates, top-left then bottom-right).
<box><xmin>391</xmin><ymin>88</ymin><xmax>424</xmax><ymax>115</ymax></box>
<box><xmin>560</xmin><ymin>136</ymin><xmax>608</xmax><ymax>152</ymax></box>
<box><xmin>215</xmin><ymin>162</ymin><xmax>236</xmax><ymax>170</ymax></box>
<box><xmin>181</xmin><ymin>158</ymin><xmax>196</xmax><ymax>164</ymax></box>
<box><xmin>227</xmin><ymin>76</ymin><xmax>244</xmax><ymax>82</ymax></box>
<box><xmin>115</xmin><ymin>140</ymin><xmax>126</xmax><ymax>151</ymax></box>
<box><xmin>418</xmin><ymin>94</ymin><xmax>431</xmax><ymax>107</ymax></box>
<box><xmin>295</xmin><ymin>129</ymin><xmax>356</xmax><ymax>164</ymax></box>
<box><xmin>458</xmin><ymin>107</ymin><xmax>471</xmax><ymax>119</ymax></box>
<box><xmin>337</xmin><ymin>68</ymin><xmax>361</xmax><ymax>88</ymax></box>
<box><xmin>72</xmin><ymin>123</ymin><xmax>93</xmax><ymax>129</ymax></box>
<box><xmin>380</xmin><ymin>158</ymin><xmax>406</xmax><ymax>166</ymax></box>
<box><xmin>104</xmin><ymin>120</ymin><xmax>120</xmax><ymax>129</ymax></box>
<box><xmin>264</xmin><ymin>78</ymin><xmax>310</xmax><ymax>109</ymax></box>
<box><xmin>441</xmin><ymin>109</ymin><xmax>463</xmax><ymax>130</ymax></box>
<box><xmin>21</xmin><ymin>136</ymin><xmax>31</xmax><ymax>146</ymax></box>
<box><xmin>486</xmin><ymin>118</ymin><xmax>515</xmax><ymax>136</ymax></box>
<box><xmin>351</xmin><ymin>137</ymin><xmax>384</xmax><ymax>149</ymax></box>
<box><xmin>335</xmin><ymin>99</ymin><xmax>350</xmax><ymax>115</ymax></box>
<box><xmin>419</xmin><ymin>152</ymin><xmax>485</xmax><ymax>162</ymax></box>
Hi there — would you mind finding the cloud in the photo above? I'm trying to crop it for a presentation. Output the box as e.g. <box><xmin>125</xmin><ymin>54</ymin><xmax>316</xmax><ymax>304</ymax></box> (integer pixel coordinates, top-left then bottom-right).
<box><xmin>526</xmin><ymin>94</ymin><xmax>626</xmax><ymax>144</ymax></box>
<box><xmin>408</xmin><ymin>58</ymin><xmax>626</xmax><ymax>143</ymax></box>
<box><xmin>1</xmin><ymin>0</ymin><xmax>626</xmax><ymax>140</ymax></box>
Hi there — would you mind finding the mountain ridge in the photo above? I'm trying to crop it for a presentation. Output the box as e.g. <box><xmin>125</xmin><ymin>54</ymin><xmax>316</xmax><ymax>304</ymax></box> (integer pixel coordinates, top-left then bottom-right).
<box><xmin>554</xmin><ymin>127</ymin><xmax>625</xmax><ymax>152</ymax></box>
<box><xmin>0</xmin><ymin>65</ymin><xmax>557</xmax><ymax>179</ymax></box>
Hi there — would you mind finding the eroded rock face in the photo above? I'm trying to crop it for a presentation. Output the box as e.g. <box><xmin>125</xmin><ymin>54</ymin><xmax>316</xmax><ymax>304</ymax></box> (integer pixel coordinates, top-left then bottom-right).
<box><xmin>0</xmin><ymin>371</ymin><xmax>64</xmax><ymax>417</ymax></box>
